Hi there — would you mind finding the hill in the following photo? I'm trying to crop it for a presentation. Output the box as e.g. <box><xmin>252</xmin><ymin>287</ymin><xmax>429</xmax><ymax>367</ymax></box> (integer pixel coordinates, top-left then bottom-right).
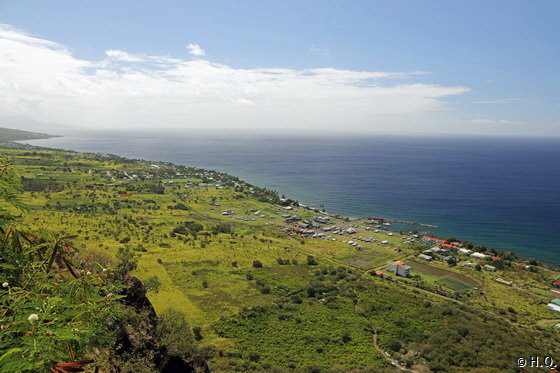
<box><xmin>1</xmin><ymin>143</ymin><xmax>559</xmax><ymax>372</ymax></box>
<box><xmin>0</xmin><ymin>127</ymin><xmax>57</xmax><ymax>143</ymax></box>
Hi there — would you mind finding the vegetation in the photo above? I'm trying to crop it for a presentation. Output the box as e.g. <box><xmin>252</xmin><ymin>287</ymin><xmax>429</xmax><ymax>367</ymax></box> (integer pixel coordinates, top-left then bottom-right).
<box><xmin>0</xmin><ymin>127</ymin><xmax>56</xmax><ymax>143</ymax></box>
<box><xmin>1</xmin><ymin>137</ymin><xmax>560</xmax><ymax>372</ymax></box>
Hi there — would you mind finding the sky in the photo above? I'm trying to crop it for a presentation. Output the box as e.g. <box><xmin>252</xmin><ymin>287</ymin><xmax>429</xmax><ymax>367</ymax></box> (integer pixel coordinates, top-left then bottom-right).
<box><xmin>0</xmin><ymin>0</ymin><xmax>559</xmax><ymax>136</ymax></box>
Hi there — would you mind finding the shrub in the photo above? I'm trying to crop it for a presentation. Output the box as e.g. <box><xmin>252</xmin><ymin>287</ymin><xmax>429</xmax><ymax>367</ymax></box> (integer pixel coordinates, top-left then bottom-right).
<box><xmin>145</xmin><ymin>275</ymin><xmax>161</xmax><ymax>293</ymax></box>
<box><xmin>156</xmin><ymin>309</ymin><xmax>195</xmax><ymax>357</ymax></box>
<box><xmin>171</xmin><ymin>203</ymin><xmax>189</xmax><ymax>210</ymax></box>
<box><xmin>211</xmin><ymin>223</ymin><xmax>232</xmax><ymax>234</ymax></box>
<box><xmin>387</xmin><ymin>339</ymin><xmax>402</xmax><ymax>352</ymax></box>
<box><xmin>252</xmin><ymin>260</ymin><xmax>263</xmax><ymax>268</ymax></box>
<box><xmin>193</xmin><ymin>326</ymin><xmax>203</xmax><ymax>341</ymax></box>
<box><xmin>306</xmin><ymin>256</ymin><xmax>318</xmax><ymax>266</ymax></box>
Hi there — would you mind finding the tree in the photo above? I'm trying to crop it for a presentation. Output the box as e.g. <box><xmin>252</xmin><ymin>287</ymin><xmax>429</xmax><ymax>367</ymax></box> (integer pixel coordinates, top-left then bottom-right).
<box><xmin>306</xmin><ymin>255</ymin><xmax>318</xmax><ymax>266</ymax></box>
<box><xmin>252</xmin><ymin>260</ymin><xmax>263</xmax><ymax>268</ymax></box>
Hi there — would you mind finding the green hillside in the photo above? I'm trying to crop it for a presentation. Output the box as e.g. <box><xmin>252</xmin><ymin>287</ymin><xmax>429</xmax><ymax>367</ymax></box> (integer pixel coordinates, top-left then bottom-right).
<box><xmin>1</xmin><ymin>144</ymin><xmax>559</xmax><ymax>373</ymax></box>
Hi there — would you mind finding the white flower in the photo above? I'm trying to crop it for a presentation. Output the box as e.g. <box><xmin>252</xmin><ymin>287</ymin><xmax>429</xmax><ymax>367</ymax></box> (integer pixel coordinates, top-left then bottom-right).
<box><xmin>2</xmin><ymin>282</ymin><xmax>8</xmax><ymax>288</ymax></box>
<box><xmin>102</xmin><ymin>268</ymin><xmax>107</xmax><ymax>272</ymax></box>
<box><xmin>86</xmin><ymin>271</ymin><xmax>91</xmax><ymax>276</ymax></box>
<box><xmin>28</xmin><ymin>313</ymin><xmax>39</xmax><ymax>323</ymax></box>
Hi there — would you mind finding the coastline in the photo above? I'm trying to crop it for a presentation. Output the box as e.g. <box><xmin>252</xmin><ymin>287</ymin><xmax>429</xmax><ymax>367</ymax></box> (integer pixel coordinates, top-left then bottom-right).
<box><xmin>5</xmin><ymin>139</ymin><xmax>556</xmax><ymax>269</ymax></box>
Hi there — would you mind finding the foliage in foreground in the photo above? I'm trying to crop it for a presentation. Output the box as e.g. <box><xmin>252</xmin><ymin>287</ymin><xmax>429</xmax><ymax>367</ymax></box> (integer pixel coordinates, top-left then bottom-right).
<box><xmin>0</xmin><ymin>221</ymin><xmax>124</xmax><ymax>371</ymax></box>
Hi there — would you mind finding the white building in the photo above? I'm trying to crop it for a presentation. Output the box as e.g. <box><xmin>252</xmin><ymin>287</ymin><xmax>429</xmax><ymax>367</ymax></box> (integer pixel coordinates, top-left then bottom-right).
<box><xmin>387</xmin><ymin>261</ymin><xmax>411</xmax><ymax>278</ymax></box>
<box><xmin>470</xmin><ymin>252</ymin><xmax>489</xmax><ymax>260</ymax></box>
<box><xmin>396</xmin><ymin>265</ymin><xmax>411</xmax><ymax>278</ymax></box>
<box><xmin>417</xmin><ymin>254</ymin><xmax>433</xmax><ymax>261</ymax></box>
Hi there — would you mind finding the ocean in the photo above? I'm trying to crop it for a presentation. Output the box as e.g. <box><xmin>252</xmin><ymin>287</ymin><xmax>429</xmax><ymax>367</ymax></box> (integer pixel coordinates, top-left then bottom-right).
<box><xmin>20</xmin><ymin>130</ymin><xmax>560</xmax><ymax>265</ymax></box>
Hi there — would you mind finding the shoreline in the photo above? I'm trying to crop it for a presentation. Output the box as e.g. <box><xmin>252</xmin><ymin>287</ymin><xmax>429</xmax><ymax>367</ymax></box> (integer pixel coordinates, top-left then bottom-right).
<box><xmin>5</xmin><ymin>139</ymin><xmax>558</xmax><ymax>268</ymax></box>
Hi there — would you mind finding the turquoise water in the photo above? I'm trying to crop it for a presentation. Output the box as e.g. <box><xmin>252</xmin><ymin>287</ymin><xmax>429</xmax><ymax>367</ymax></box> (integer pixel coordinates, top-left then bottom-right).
<box><xmin>22</xmin><ymin>130</ymin><xmax>560</xmax><ymax>265</ymax></box>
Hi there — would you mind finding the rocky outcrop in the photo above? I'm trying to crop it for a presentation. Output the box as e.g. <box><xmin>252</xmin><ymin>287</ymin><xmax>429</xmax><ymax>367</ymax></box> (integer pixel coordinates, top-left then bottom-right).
<box><xmin>115</xmin><ymin>275</ymin><xmax>210</xmax><ymax>373</ymax></box>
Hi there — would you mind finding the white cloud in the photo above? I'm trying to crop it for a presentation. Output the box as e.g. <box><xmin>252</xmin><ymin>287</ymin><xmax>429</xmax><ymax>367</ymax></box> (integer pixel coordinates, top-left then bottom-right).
<box><xmin>0</xmin><ymin>24</ymin><xmax>470</xmax><ymax>131</ymax></box>
<box><xmin>473</xmin><ymin>98</ymin><xmax>519</xmax><ymax>104</ymax></box>
<box><xmin>105</xmin><ymin>49</ymin><xmax>145</xmax><ymax>62</ymax></box>
<box><xmin>473</xmin><ymin>118</ymin><xmax>524</xmax><ymax>125</ymax></box>
<box><xmin>186</xmin><ymin>43</ymin><xmax>205</xmax><ymax>57</ymax></box>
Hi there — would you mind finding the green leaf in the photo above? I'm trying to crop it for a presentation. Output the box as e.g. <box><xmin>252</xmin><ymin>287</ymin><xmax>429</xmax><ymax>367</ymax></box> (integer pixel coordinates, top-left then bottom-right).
<box><xmin>0</xmin><ymin>348</ymin><xmax>22</xmax><ymax>364</ymax></box>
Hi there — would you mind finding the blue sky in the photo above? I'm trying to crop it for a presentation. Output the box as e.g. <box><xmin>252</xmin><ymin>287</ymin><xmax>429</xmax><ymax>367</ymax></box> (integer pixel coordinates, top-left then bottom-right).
<box><xmin>0</xmin><ymin>0</ymin><xmax>559</xmax><ymax>135</ymax></box>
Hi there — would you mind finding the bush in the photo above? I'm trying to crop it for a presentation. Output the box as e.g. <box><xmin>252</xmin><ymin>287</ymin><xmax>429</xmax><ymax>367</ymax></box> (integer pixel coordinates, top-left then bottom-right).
<box><xmin>211</xmin><ymin>223</ymin><xmax>232</xmax><ymax>234</ymax></box>
<box><xmin>145</xmin><ymin>275</ymin><xmax>161</xmax><ymax>293</ymax></box>
<box><xmin>193</xmin><ymin>326</ymin><xmax>203</xmax><ymax>341</ymax></box>
<box><xmin>252</xmin><ymin>260</ymin><xmax>263</xmax><ymax>268</ymax></box>
<box><xmin>387</xmin><ymin>339</ymin><xmax>402</xmax><ymax>352</ymax></box>
<box><xmin>306</xmin><ymin>256</ymin><xmax>318</xmax><ymax>266</ymax></box>
<box><xmin>115</xmin><ymin>247</ymin><xmax>138</xmax><ymax>280</ymax></box>
<box><xmin>291</xmin><ymin>295</ymin><xmax>303</xmax><ymax>304</ymax></box>
<box><xmin>156</xmin><ymin>309</ymin><xmax>195</xmax><ymax>357</ymax></box>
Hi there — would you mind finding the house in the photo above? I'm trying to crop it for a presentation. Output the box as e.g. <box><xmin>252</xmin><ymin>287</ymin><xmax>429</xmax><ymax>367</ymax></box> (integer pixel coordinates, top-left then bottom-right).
<box><xmin>396</xmin><ymin>265</ymin><xmax>411</xmax><ymax>278</ymax></box>
<box><xmin>495</xmin><ymin>278</ymin><xmax>513</xmax><ymax>286</ymax></box>
<box><xmin>471</xmin><ymin>252</ymin><xmax>489</xmax><ymax>260</ymax></box>
<box><xmin>438</xmin><ymin>248</ymin><xmax>450</xmax><ymax>255</ymax></box>
<box><xmin>387</xmin><ymin>261</ymin><xmax>411</xmax><ymax>278</ymax></box>
<box><xmin>553</xmin><ymin>280</ymin><xmax>560</xmax><ymax>288</ymax></box>
<box><xmin>417</xmin><ymin>254</ymin><xmax>432</xmax><ymax>261</ymax></box>
<box><xmin>551</xmin><ymin>298</ymin><xmax>560</xmax><ymax>307</ymax></box>
<box><xmin>547</xmin><ymin>303</ymin><xmax>560</xmax><ymax>313</ymax></box>
<box><xmin>462</xmin><ymin>261</ymin><xmax>476</xmax><ymax>267</ymax></box>
<box><xmin>313</xmin><ymin>216</ymin><xmax>330</xmax><ymax>224</ymax></box>
<box><xmin>458</xmin><ymin>248</ymin><xmax>472</xmax><ymax>255</ymax></box>
<box><xmin>483</xmin><ymin>264</ymin><xmax>496</xmax><ymax>272</ymax></box>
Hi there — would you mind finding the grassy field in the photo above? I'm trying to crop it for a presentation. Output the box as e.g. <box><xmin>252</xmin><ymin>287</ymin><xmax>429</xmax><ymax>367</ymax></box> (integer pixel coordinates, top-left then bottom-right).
<box><xmin>4</xmin><ymin>144</ymin><xmax>560</xmax><ymax>372</ymax></box>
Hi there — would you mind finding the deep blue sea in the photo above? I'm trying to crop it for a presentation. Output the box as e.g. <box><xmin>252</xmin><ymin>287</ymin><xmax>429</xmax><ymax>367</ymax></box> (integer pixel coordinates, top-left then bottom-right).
<box><xmin>21</xmin><ymin>130</ymin><xmax>560</xmax><ymax>265</ymax></box>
